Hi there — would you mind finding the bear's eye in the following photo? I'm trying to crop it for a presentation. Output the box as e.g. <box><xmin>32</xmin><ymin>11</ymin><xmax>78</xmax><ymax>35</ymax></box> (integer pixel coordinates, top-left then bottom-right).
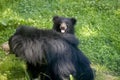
<box><xmin>66</xmin><ymin>23</ymin><xmax>69</xmax><ymax>27</ymax></box>
<box><xmin>66</xmin><ymin>21</ymin><xmax>71</xmax><ymax>26</ymax></box>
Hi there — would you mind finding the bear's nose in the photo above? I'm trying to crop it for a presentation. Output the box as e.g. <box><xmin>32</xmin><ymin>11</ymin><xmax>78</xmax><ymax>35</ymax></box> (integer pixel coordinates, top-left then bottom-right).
<box><xmin>60</xmin><ymin>26</ymin><xmax>66</xmax><ymax>30</ymax></box>
<box><xmin>60</xmin><ymin>22</ymin><xmax>67</xmax><ymax>30</ymax></box>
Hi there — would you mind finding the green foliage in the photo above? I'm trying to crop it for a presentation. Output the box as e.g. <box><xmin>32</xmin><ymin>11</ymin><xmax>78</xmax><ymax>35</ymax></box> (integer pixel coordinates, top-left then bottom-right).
<box><xmin>0</xmin><ymin>0</ymin><xmax>120</xmax><ymax>80</ymax></box>
<box><xmin>70</xmin><ymin>74</ymin><xmax>75</xmax><ymax>80</ymax></box>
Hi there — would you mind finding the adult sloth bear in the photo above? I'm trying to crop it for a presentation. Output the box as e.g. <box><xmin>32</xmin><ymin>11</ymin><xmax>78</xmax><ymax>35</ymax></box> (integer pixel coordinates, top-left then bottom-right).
<box><xmin>8</xmin><ymin>16</ymin><xmax>94</xmax><ymax>80</ymax></box>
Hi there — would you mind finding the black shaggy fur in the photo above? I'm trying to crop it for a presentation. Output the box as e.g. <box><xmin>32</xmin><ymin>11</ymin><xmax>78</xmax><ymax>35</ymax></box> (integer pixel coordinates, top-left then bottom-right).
<box><xmin>9</xmin><ymin>17</ymin><xmax>94</xmax><ymax>80</ymax></box>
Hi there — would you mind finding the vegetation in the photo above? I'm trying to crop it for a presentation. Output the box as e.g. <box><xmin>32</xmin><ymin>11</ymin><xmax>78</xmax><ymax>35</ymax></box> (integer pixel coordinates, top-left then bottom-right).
<box><xmin>0</xmin><ymin>0</ymin><xmax>120</xmax><ymax>80</ymax></box>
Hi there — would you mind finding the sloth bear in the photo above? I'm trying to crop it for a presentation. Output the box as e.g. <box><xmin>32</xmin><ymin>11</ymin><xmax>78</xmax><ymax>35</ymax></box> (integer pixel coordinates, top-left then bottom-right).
<box><xmin>8</xmin><ymin>16</ymin><xmax>94</xmax><ymax>80</ymax></box>
<box><xmin>52</xmin><ymin>16</ymin><xmax>76</xmax><ymax>34</ymax></box>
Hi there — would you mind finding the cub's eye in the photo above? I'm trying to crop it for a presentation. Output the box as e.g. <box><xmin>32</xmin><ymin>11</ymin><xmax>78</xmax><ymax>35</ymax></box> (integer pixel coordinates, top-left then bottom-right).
<box><xmin>66</xmin><ymin>23</ymin><xmax>69</xmax><ymax>27</ymax></box>
<box><xmin>64</xmin><ymin>21</ymin><xmax>70</xmax><ymax>27</ymax></box>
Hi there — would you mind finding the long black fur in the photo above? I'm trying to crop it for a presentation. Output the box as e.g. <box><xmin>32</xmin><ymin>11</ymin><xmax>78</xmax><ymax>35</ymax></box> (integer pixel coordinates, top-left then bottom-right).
<box><xmin>9</xmin><ymin>17</ymin><xmax>94</xmax><ymax>80</ymax></box>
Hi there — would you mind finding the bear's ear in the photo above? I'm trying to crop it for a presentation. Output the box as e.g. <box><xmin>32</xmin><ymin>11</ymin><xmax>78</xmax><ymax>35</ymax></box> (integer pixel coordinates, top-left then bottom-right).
<box><xmin>71</xmin><ymin>18</ymin><xmax>77</xmax><ymax>25</ymax></box>
<box><xmin>53</xmin><ymin>16</ymin><xmax>59</xmax><ymax>22</ymax></box>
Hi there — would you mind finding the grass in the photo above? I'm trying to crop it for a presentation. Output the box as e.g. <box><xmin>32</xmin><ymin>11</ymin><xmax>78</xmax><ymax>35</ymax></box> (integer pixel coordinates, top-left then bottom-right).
<box><xmin>0</xmin><ymin>0</ymin><xmax>120</xmax><ymax>80</ymax></box>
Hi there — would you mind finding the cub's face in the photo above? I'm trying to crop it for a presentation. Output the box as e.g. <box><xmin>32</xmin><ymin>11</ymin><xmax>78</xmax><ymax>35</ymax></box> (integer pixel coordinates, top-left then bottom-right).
<box><xmin>52</xmin><ymin>16</ymin><xmax>77</xmax><ymax>34</ymax></box>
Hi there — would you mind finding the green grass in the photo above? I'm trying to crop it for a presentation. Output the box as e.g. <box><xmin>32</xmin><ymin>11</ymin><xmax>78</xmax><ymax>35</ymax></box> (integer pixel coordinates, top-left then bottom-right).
<box><xmin>0</xmin><ymin>0</ymin><xmax>120</xmax><ymax>80</ymax></box>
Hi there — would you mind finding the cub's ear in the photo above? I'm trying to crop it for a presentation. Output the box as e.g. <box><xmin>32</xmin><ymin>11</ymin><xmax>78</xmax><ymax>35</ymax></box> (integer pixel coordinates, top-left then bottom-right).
<box><xmin>71</xmin><ymin>18</ymin><xmax>77</xmax><ymax>25</ymax></box>
<box><xmin>53</xmin><ymin>16</ymin><xmax>59</xmax><ymax>22</ymax></box>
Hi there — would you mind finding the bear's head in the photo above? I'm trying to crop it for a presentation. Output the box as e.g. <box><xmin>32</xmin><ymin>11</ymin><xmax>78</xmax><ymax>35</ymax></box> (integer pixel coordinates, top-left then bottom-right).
<box><xmin>52</xmin><ymin>16</ymin><xmax>77</xmax><ymax>34</ymax></box>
